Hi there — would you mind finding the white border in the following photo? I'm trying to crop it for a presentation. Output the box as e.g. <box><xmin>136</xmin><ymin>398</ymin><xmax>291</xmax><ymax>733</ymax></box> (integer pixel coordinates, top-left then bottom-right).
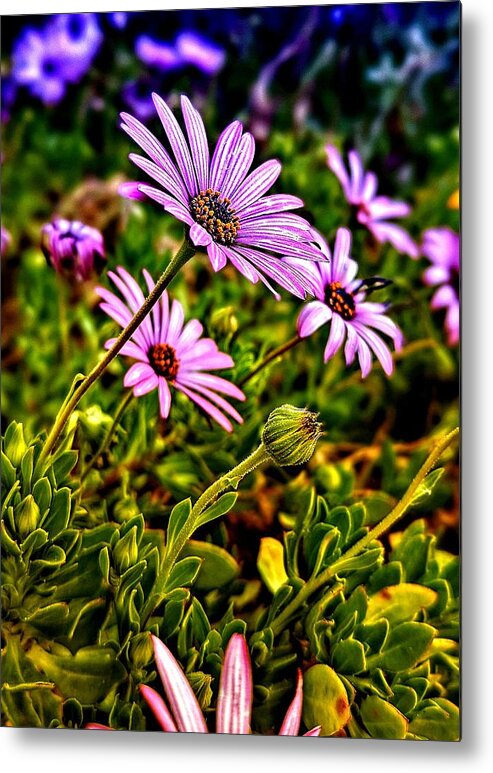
<box><xmin>2</xmin><ymin>1</ymin><xmax>493</xmax><ymax>771</ymax></box>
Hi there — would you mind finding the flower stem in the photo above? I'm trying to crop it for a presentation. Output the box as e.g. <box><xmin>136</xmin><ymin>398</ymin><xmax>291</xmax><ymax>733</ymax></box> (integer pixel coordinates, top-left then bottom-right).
<box><xmin>239</xmin><ymin>335</ymin><xmax>302</xmax><ymax>387</ymax></box>
<box><xmin>36</xmin><ymin>238</ymin><xmax>196</xmax><ymax>469</ymax></box>
<box><xmin>141</xmin><ymin>443</ymin><xmax>271</xmax><ymax>624</ymax></box>
<box><xmin>269</xmin><ymin>426</ymin><xmax>459</xmax><ymax>637</ymax></box>
<box><xmin>80</xmin><ymin>390</ymin><xmax>134</xmax><ymax>484</ymax></box>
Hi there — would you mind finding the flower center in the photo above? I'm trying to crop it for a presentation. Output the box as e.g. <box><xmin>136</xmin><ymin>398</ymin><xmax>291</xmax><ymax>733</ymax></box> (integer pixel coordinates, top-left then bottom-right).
<box><xmin>189</xmin><ymin>189</ymin><xmax>240</xmax><ymax>246</ymax></box>
<box><xmin>148</xmin><ymin>343</ymin><xmax>180</xmax><ymax>380</ymax></box>
<box><xmin>325</xmin><ymin>281</ymin><xmax>356</xmax><ymax>321</ymax></box>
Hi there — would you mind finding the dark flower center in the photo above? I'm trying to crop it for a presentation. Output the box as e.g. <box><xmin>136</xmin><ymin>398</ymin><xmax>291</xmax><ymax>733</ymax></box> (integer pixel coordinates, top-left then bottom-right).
<box><xmin>325</xmin><ymin>281</ymin><xmax>356</xmax><ymax>321</ymax></box>
<box><xmin>148</xmin><ymin>343</ymin><xmax>180</xmax><ymax>380</ymax></box>
<box><xmin>42</xmin><ymin>58</ymin><xmax>58</xmax><ymax>76</ymax></box>
<box><xmin>189</xmin><ymin>188</ymin><xmax>240</xmax><ymax>246</ymax></box>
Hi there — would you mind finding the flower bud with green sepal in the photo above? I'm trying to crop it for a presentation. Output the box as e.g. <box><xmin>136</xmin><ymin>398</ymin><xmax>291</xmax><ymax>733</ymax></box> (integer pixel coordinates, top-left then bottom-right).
<box><xmin>262</xmin><ymin>405</ymin><xmax>323</xmax><ymax>467</ymax></box>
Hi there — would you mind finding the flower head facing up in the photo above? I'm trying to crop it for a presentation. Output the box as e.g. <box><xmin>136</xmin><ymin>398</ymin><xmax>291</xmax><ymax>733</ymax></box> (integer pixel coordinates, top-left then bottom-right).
<box><xmin>138</xmin><ymin>633</ymin><xmax>321</xmax><ymax>736</ymax></box>
<box><xmin>291</xmin><ymin>227</ymin><xmax>403</xmax><ymax>378</ymax></box>
<box><xmin>12</xmin><ymin>14</ymin><xmax>102</xmax><ymax>105</ymax></box>
<box><xmin>120</xmin><ymin>94</ymin><xmax>326</xmax><ymax>299</ymax></box>
<box><xmin>326</xmin><ymin>144</ymin><xmax>419</xmax><ymax>259</ymax></box>
<box><xmin>42</xmin><ymin>219</ymin><xmax>106</xmax><ymax>282</ymax></box>
<box><xmin>422</xmin><ymin>227</ymin><xmax>459</xmax><ymax>346</ymax></box>
<box><xmin>96</xmin><ymin>268</ymin><xmax>245</xmax><ymax>431</ymax></box>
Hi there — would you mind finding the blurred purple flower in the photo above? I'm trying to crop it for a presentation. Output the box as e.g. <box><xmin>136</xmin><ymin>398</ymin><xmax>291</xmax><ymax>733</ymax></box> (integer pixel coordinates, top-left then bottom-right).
<box><xmin>1</xmin><ymin>225</ymin><xmax>12</xmax><ymax>256</ymax></box>
<box><xmin>121</xmin><ymin>93</ymin><xmax>324</xmax><ymax>299</ymax></box>
<box><xmin>422</xmin><ymin>227</ymin><xmax>459</xmax><ymax>346</ymax></box>
<box><xmin>326</xmin><ymin>144</ymin><xmax>419</xmax><ymax>258</ymax></box>
<box><xmin>138</xmin><ymin>633</ymin><xmax>321</xmax><ymax>735</ymax></box>
<box><xmin>290</xmin><ymin>227</ymin><xmax>403</xmax><ymax>377</ymax></box>
<box><xmin>96</xmin><ymin>268</ymin><xmax>245</xmax><ymax>431</ymax></box>
<box><xmin>175</xmin><ymin>31</ymin><xmax>225</xmax><ymax>76</ymax></box>
<box><xmin>121</xmin><ymin>79</ymin><xmax>157</xmax><ymax>122</ymax></box>
<box><xmin>11</xmin><ymin>14</ymin><xmax>102</xmax><ymax>105</ymax></box>
<box><xmin>108</xmin><ymin>11</ymin><xmax>128</xmax><ymax>30</ymax></box>
<box><xmin>135</xmin><ymin>35</ymin><xmax>181</xmax><ymax>72</ymax></box>
<box><xmin>1</xmin><ymin>77</ymin><xmax>17</xmax><ymax>123</ymax></box>
<box><xmin>42</xmin><ymin>218</ymin><xmax>105</xmax><ymax>281</ymax></box>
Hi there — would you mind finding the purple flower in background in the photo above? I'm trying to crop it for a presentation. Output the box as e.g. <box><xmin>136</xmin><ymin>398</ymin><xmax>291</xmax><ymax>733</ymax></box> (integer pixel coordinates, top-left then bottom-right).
<box><xmin>422</xmin><ymin>227</ymin><xmax>459</xmax><ymax>346</ymax></box>
<box><xmin>291</xmin><ymin>228</ymin><xmax>403</xmax><ymax>377</ymax></box>
<box><xmin>326</xmin><ymin>145</ymin><xmax>419</xmax><ymax>258</ymax></box>
<box><xmin>1</xmin><ymin>225</ymin><xmax>12</xmax><ymax>256</ymax></box>
<box><xmin>11</xmin><ymin>14</ymin><xmax>102</xmax><ymax>105</ymax></box>
<box><xmin>121</xmin><ymin>79</ymin><xmax>157</xmax><ymax>122</ymax></box>
<box><xmin>108</xmin><ymin>11</ymin><xmax>128</xmax><ymax>30</ymax></box>
<box><xmin>1</xmin><ymin>77</ymin><xmax>17</xmax><ymax>123</ymax></box>
<box><xmin>121</xmin><ymin>93</ymin><xmax>325</xmax><ymax>299</ymax></box>
<box><xmin>175</xmin><ymin>31</ymin><xmax>226</xmax><ymax>76</ymax></box>
<box><xmin>42</xmin><ymin>219</ymin><xmax>105</xmax><ymax>281</ymax></box>
<box><xmin>96</xmin><ymin>268</ymin><xmax>245</xmax><ymax>431</ymax></box>
<box><xmin>136</xmin><ymin>634</ymin><xmax>321</xmax><ymax>735</ymax></box>
<box><xmin>135</xmin><ymin>35</ymin><xmax>181</xmax><ymax>72</ymax></box>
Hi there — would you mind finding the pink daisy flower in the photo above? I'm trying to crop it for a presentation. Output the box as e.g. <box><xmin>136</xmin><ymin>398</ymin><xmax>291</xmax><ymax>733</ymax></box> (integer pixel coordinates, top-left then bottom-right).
<box><xmin>422</xmin><ymin>227</ymin><xmax>459</xmax><ymax>346</ymax></box>
<box><xmin>96</xmin><ymin>267</ymin><xmax>245</xmax><ymax>431</ymax></box>
<box><xmin>326</xmin><ymin>144</ymin><xmax>419</xmax><ymax>258</ymax></box>
<box><xmin>290</xmin><ymin>227</ymin><xmax>403</xmax><ymax>378</ymax></box>
<box><xmin>138</xmin><ymin>634</ymin><xmax>320</xmax><ymax>735</ymax></box>
<box><xmin>42</xmin><ymin>218</ymin><xmax>106</xmax><ymax>282</ymax></box>
<box><xmin>120</xmin><ymin>93</ymin><xmax>325</xmax><ymax>299</ymax></box>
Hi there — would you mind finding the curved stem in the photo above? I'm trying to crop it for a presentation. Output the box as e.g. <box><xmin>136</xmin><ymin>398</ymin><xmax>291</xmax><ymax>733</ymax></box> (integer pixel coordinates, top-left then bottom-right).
<box><xmin>239</xmin><ymin>335</ymin><xmax>302</xmax><ymax>387</ymax></box>
<box><xmin>141</xmin><ymin>443</ymin><xmax>271</xmax><ymax>625</ymax></box>
<box><xmin>270</xmin><ymin>426</ymin><xmax>459</xmax><ymax>637</ymax></box>
<box><xmin>36</xmin><ymin>238</ymin><xmax>196</xmax><ymax>469</ymax></box>
<box><xmin>80</xmin><ymin>390</ymin><xmax>134</xmax><ymax>483</ymax></box>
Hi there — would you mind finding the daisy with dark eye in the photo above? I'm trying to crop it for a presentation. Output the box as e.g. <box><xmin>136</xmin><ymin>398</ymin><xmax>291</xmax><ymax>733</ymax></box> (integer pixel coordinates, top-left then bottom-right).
<box><xmin>120</xmin><ymin>93</ymin><xmax>325</xmax><ymax>299</ymax></box>
<box><xmin>326</xmin><ymin>144</ymin><xmax>419</xmax><ymax>259</ymax></box>
<box><xmin>96</xmin><ymin>267</ymin><xmax>245</xmax><ymax>431</ymax></box>
<box><xmin>290</xmin><ymin>227</ymin><xmax>403</xmax><ymax>377</ymax></box>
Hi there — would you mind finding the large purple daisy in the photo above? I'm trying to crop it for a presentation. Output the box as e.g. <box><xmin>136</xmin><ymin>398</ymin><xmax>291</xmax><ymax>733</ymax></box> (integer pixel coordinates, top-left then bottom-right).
<box><xmin>326</xmin><ymin>144</ymin><xmax>419</xmax><ymax>259</ymax></box>
<box><xmin>422</xmin><ymin>227</ymin><xmax>459</xmax><ymax>346</ymax></box>
<box><xmin>120</xmin><ymin>94</ymin><xmax>325</xmax><ymax>299</ymax></box>
<box><xmin>290</xmin><ymin>227</ymin><xmax>403</xmax><ymax>377</ymax></box>
<box><xmin>96</xmin><ymin>267</ymin><xmax>245</xmax><ymax>431</ymax></box>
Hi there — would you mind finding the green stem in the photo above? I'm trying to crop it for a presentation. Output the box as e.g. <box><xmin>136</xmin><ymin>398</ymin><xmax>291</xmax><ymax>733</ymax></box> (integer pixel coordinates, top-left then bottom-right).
<box><xmin>141</xmin><ymin>443</ymin><xmax>271</xmax><ymax>624</ymax></box>
<box><xmin>80</xmin><ymin>390</ymin><xmax>134</xmax><ymax>483</ymax></box>
<box><xmin>36</xmin><ymin>238</ymin><xmax>196</xmax><ymax>469</ymax></box>
<box><xmin>270</xmin><ymin>426</ymin><xmax>459</xmax><ymax>637</ymax></box>
<box><xmin>239</xmin><ymin>335</ymin><xmax>302</xmax><ymax>387</ymax></box>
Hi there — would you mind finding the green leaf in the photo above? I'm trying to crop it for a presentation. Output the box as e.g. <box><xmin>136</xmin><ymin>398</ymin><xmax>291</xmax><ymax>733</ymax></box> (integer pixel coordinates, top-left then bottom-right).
<box><xmin>360</xmin><ymin>695</ymin><xmax>408</xmax><ymax>739</ymax></box>
<box><xmin>355</xmin><ymin>619</ymin><xmax>389</xmax><ymax>653</ymax></box>
<box><xmin>332</xmin><ymin>638</ymin><xmax>367</xmax><ymax>674</ymax></box>
<box><xmin>257</xmin><ymin>537</ymin><xmax>288</xmax><ymax>593</ymax></box>
<box><xmin>32</xmin><ymin>477</ymin><xmax>52</xmax><ymax>514</ymax></box>
<box><xmin>42</xmin><ymin>487</ymin><xmax>71</xmax><ymax>538</ymax></box>
<box><xmin>165</xmin><ymin>556</ymin><xmax>202</xmax><ymax>592</ymax></box>
<box><xmin>196</xmin><ymin>492</ymin><xmax>238</xmax><ymax>528</ymax></box>
<box><xmin>391</xmin><ymin>534</ymin><xmax>434</xmax><ymax>582</ymax></box>
<box><xmin>369</xmin><ymin>622</ymin><xmax>436</xmax><ymax>672</ymax></box>
<box><xmin>409</xmin><ymin>468</ymin><xmax>445</xmax><ymax>507</ymax></box>
<box><xmin>408</xmin><ymin>698</ymin><xmax>460</xmax><ymax>741</ymax></box>
<box><xmin>391</xmin><ymin>685</ymin><xmax>418</xmax><ymax>715</ymax></box>
<box><xmin>166</xmin><ymin>498</ymin><xmax>191</xmax><ymax>550</ymax></box>
<box><xmin>302</xmin><ymin>664</ymin><xmax>350</xmax><ymax>736</ymax></box>
<box><xmin>368</xmin><ymin>561</ymin><xmax>404</xmax><ymax>592</ymax></box>
<box><xmin>366</xmin><ymin>584</ymin><xmax>438</xmax><ymax>626</ymax></box>
<box><xmin>181</xmin><ymin>540</ymin><xmax>239</xmax><ymax>591</ymax></box>
<box><xmin>333</xmin><ymin>546</ymin><xmax>384</xmax><ymax>575</ymax></box>
<box><xmin>52</xmin><ymin>450</ymin><xmax>79</xmax><ymax>484</ymax></box>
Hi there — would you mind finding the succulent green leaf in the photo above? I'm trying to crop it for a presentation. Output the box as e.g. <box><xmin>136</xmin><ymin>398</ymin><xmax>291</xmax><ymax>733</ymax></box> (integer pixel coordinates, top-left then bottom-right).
<box><xmin>182</xmin><ymin>540</ymin><xmax>239</xmax><ymax>591</ymax></box>
<box><xmin>332</xmin><ymin>638</ymin><xmax>367</xmax><ymax>674</ymax></box>
<box><xmin>360</xmin><ymin>695</ymin><xmax>408</xmax><ymax>739</ymax></box>
<box><xmin>366</xmin><ymin>584</ymin><xmax>438</xmax><ymax>626</ymax></box>
<box><xmin>369</xmin><ymin>622</ymin><xmax>436</xmax><ymax>672</ymax></box>
<box><xmin>302</xmin><ymin>664</ymin><xmax>351</xmax><ymax>736</ymax></box>
<box><xmin>408</xmin><ymin>698</ymin><xmax>460</xmax><ymax>741</ymax></box>
<box><xmin>196</xmin><ymin>491</ymin><xmax>238</xmax><ymax>528</ymax></box>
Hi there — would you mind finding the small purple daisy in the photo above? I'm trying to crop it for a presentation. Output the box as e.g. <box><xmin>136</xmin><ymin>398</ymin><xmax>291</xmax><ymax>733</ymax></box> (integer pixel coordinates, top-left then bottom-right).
<box><xmin>289</xmin><ymin>227</ymin><xmax>403</xmax><ymax>377</ymax></box>
<box><xmin>422</xmin><ymin>227</ymin><xmax>459</xmax><ymax>346</ymax></box>
<box><xmin>96</xmin><ymin>268</ymin><xmax>245</xmax><ymax>432</ymax></box>
<box><xmin>120</xmin><ymin>94</ymin><xmax>325</xmax><ymax>299</ymax></box>
<box><xmin>326</xmin><ymin>144</ymin><xmax>419</xmax><ymax>259</ymax></box>
<box><xmin>42</xmin><ymin>219</ymin><xmax>106</xmax><ymax>282</ymax></box>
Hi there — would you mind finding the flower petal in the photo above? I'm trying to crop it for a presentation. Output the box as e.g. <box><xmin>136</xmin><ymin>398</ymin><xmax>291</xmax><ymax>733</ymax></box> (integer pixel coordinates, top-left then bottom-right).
<box><xmin>209</xmin><ymin>120</ymin><xmax>243</xmax><ymax>191</ymax></box>
<box><xmin>297</xmin><ymin>301</ymin><xmax>332</xmax><ymax>338</ymax></box>
<box><xmin>326</xmin><ymin>144</ymin><xmax>350</xmax><ymax>195</ymax></box>
<box><xmin>140</xmin><ymin>685</ymin><xmax>178</xmax><ymax>732</ymax></box>
<box><xmin>216</xmin><ymin>634</ymin><xmax>252</xmax><ymax>735</ymax></box>
<box><xmin>158</xmin><ymin>378</ymin><xmax>172</xmax><ymax>418</ymax></box>
<box><xmin>331</xmin><ymin>227</ymin><xmax>352</xmax><ymax>284</ymax></box>
<box><xmin>152</xmin><ymin>93</ymin><xmax>198</xmax><ymax>196</ymax></box>
<box><xmin>180</xmin><ymin>94</ymin><xmax>210</xmax><ymax>192</ymax></box>
<box><xmin>123</xmin><ymin>362</ymin><xmax>154</xmax><ymax>388</ymax></box>
<box><xmin>151</xmin><ymin>635</ymin><xmax>208</xmax><ymax>733</ymax></box>
<box><xmin>233</xmin><ymin>159</ymin><xmax>281</xmax><ymax>212</ymax></box>
<box><xmin>222</xmin><ymin>131</ymin><xmax>256</xmax><ymax>199</ymax></box>
<box><xmin>190</xmin><ymin>222</ymin><xmax>212</xmax><ymax>247</ymax></box>
<box><xmin>176</xmin><ymin>383</ymin><xmax>234</xmax><ymax>431</ymax></box>
<box><xmin>323</xmin><ymin>314</ymin><xmax>347</xmax><ymax>361</ymax></box>
<box><xmin>279</xmin><ymin>670</ymin><xmax>302</xmax><ymax>736</ymax></box>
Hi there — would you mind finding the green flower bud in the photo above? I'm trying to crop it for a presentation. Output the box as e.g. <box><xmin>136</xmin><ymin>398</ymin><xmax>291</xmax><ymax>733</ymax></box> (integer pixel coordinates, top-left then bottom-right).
<box><xmin>4</xmin><ymin>422</ymin><xmax>28</xmax><ymax>467</ymax></box>
<box><xmin>113</xmin><ymin>526</ymin><xmax>139</xmax><ymax>574</ymax></box>
<box><xmin>129</xmin><ymin>632</ymin><xmax>154</xmax><ymax>669</ymax></box>
<box><xmin>15</xmin><ymin>495</ymin><xmax>41</xmax><ymax>539</ymax></box>
<box><xmin>261</xmin><ymin>404</ymin><xmax>323</xmax><ymax>467</ymax></box>
<box><xmin>210</xmin><ymin>306</ymin><xmax>239</xmax><ymax>337</ymax></box>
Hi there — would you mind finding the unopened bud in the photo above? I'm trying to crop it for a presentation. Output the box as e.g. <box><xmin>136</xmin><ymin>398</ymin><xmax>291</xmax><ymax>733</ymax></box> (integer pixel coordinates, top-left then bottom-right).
<box><xmin>129</xmin><ymin>632</ymin><xmax>154</xmax><ymax>668</ymax></box>
<box><xmin>262</xmin><ymin>405</ymin><xmax>323</xmax><ymax>467</ymax></box>
<box><xmin>113</xmin><ymin>526</ymin><xmax>139</xmax><ymax>574</ymax></box>
<box><xmin>15</xmin><ymin>495</ymin><xmax>40</xmax><ymax>539</ymax></box>
<box><xmin>4</xmin><ymin>422</ymin><xmax>28</xmax><ymax>467</ymax></box>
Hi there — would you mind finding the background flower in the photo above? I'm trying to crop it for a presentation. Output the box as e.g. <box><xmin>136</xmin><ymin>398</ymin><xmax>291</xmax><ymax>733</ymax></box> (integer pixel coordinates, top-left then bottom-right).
<box><xmin>96</xmin><ymin>267</ymin><xmax>245</xmax><ymax>431</ymax></box>
<box><xmin>42</xmin><ymin>218</ymin><xmax>105</xmax><ymax>282</ymax></box>
<box><xmin>422</xmin><ymin>226</ymin><xmax>459</xmax><ymax>346</ymax></box>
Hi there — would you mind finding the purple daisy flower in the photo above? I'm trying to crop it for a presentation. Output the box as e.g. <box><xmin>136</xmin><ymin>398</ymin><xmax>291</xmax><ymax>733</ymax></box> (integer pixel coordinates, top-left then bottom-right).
<box><xmin>290</xmin><ymin>227</ymin><xmax>403</xmax><ymax>378</ymax></box>
<box><xmin>96</xmin><ymin>268</ymin><xmax>245</xmax><ymax>431</ymax></box>
<box><xmin>326</xmin><ymin>144</ymin><xmax>419</xmax><ymax>259</ymax></box>
<box><xmin>91</xmin><ymin>634</ymin><xmax>319</xmax><ymax>735</ymax></box>
<box><xmin>42</xmin><ymin>219</ymin><xmax>106</xmax><ymax>282</ymax></box>
<box><xmin>120</xmin><ymin>93</ymin><xmax>325</xmax><ymax>299</ymax></box>
<box><xmin>422</xmin><ymin>227</ymin><xmax>459</xmax><ymax>346</ymax></box>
